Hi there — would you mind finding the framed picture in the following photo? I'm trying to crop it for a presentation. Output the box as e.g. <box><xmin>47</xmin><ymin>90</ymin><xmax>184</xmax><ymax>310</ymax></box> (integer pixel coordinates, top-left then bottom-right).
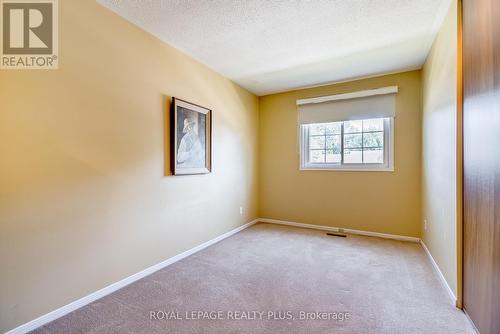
<box><xmin>171</xmin><ymin>97</ymin><xmax>212</xmax><ymax>175</ymax></box>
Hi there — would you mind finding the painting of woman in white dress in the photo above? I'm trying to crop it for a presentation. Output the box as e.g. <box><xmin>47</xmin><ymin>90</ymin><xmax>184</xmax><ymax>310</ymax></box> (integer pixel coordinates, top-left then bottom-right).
<box><xmin>177</xmin><ymin>108</ymin><xmax>205</xmax><ymax>167</ymax></box>
<box><xmin>171</xmin><ymin>98</ymin><xmax>211</xmax><ymax>175</ymax></box>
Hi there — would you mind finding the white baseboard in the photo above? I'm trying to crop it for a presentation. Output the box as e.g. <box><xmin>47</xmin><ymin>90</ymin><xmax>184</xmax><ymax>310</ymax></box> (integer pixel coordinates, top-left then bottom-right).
<box><xmin>258</xmin><ymin>218</ymin><xmax>420</xmax><ymax>243</ymax></box>
<box><xmin>420</xmin><ymin>240</ymin><xmax>457</xmax><ymax>305</ymax></box>
<box><xmin>5</xmin><ymin>219</ymin><xmax>259</xmax><ymax>334</ymax></box>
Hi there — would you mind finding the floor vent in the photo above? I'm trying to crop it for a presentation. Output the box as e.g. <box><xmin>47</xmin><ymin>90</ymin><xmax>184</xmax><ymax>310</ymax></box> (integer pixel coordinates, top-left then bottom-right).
<box><xmin>326</xmin><ymin>232</ymin><xmax>347</xmax><ymax>238</ymax></box>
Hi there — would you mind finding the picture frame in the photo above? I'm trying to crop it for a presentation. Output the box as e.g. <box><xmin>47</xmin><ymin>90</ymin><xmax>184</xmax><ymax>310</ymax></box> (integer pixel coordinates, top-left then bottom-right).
<box><xmin>170</xmin><ymin>97</ymin><xmax>212</xmax><ymax>175</ymax></box>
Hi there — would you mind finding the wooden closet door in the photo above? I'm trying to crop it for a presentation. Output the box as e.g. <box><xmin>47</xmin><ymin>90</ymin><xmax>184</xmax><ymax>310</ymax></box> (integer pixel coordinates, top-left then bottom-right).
<box><xmin>462</xmin><ymin>0</ymin><xmax>500</xmax><ymax>333</ymax></box>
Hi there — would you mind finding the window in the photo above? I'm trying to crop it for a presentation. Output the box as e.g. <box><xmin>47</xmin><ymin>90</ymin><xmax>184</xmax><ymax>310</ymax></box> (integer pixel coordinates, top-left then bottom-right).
<box><xmin>300</xmin><ymin>117</ymin><xmax>393</xmax><ymax>171</ymax></box>
<box><xmin>297</xmin><ymin>86</ymin><xmax>397</xmax><ymax>170</ymax></box>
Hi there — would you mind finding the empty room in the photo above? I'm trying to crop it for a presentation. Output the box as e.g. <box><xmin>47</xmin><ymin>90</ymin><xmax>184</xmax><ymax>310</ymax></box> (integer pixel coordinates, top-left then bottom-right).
<box><xmin>1</xmin><ymin>0</ymin><xmax>499</xmax><ymax>333</ymax></box>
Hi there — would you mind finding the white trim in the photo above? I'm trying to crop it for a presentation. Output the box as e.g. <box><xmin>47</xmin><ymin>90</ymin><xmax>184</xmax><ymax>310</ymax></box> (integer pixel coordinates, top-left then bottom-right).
<box><xmin>259</xmin><ymin>218</ymin><xmax>420</xmax><ymax>243</ymax></box>
<box><xmin>5</xmin><ymin>219</ymin><xmax>259</xmax><ymax>334</ymax></box>
<box><xmin>296</xmin><ymin>86</ymin><xmax>398</xmax><ymax>105</ymax></box>
<box><xmin>299</xmin><ymin>168</ymin><xmax>394</xmax><ymax>172</ymax></box>
<box><xmin>420</xmin><ymin>240</ymin><xmax>457</xmax><ymax>304</ymax></box>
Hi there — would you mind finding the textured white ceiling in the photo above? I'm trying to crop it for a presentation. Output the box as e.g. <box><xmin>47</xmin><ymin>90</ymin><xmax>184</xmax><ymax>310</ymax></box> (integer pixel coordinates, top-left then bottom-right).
<box><xmin>97</xmin><ymin>0</ymin><xmax>452</xmax><ymax>95</ymax></box>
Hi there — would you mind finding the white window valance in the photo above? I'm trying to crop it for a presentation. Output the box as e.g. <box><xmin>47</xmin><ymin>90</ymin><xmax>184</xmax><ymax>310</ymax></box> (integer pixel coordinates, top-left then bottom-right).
<box><xmin>297</xmin><ymin>86</ymin><xmax>398</xmax><ymax>125</ymax></box>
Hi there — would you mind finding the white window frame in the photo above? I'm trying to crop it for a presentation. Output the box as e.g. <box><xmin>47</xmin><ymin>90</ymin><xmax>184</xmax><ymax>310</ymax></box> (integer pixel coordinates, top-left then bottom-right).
<box><xmin>300</xmin><ymin>118</ymin><xmax>394</xmax><ymax>172</ymax></box>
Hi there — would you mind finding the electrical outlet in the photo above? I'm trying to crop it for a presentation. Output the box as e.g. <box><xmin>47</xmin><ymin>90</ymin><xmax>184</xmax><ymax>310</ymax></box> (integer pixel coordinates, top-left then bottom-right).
<box><xmin>239</xmin><ymin>206</ymin><xmax>243</xmax><ymax>215</ymax></box>
<box><xmin>424</xmin><ymin>219</ymin><xmax>428</xmax><ymax>231</ymax></box>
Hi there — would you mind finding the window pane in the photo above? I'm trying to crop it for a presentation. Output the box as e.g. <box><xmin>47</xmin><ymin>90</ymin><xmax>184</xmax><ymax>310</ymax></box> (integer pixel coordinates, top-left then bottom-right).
<box><xmin>326</xmin><ymin>135</ymin><xmax>341</xmax><ymax>153</ymax></box>
<box><xmin>302</xmin><ymin>118</ymin><xmax>391</xmax><ymax>169</ymax></box>
<box><xmin>309</xmin><ymin>135</ymin><xmax>325</xmax><ymax>149</ymax></box>
<box><xmin>363</xmin><ymin>118</ymin><xmax>384</xmax><ymax>132</ymax></box>
<box><xmin>325</xmin><ymin>122</ymin><xmax>341</xmax><ymax>135</ymax></box>
<box><xmin>344</xmin><ymin>149</ymin><xmax>362</xmax><ymax>163</ymax></box>
<box><xmin>344</xmin><ymin>120</ymin><xmax>362</xmax><ymax>133</ymax></box>
<box><xmin>310</xmin><ymin>123</ymin><xmax>326</xmax><ymax>135</ymax></box>
<box><xmin>309</xmin><ymin>150</ymin><xmax>325</xmax><ymax>163</ymax></box>
<box><xmin>326</xmin><ymin>150</ymin><xmax>341</xmax><ymax>163</ymax></box>
<box><xmin>363</xmin><ymin>132</ymin><xmax>384</xmax><ymax>148</ymax></box>
<box><xmin>363</xmin><ymin>148</ymin><xmax>384</xmax><ymax>163</ymax></box>
<box><xmin>344</xmin><ymin>133</ymin><xmax>362</xmax><ymax>148</ymax></box>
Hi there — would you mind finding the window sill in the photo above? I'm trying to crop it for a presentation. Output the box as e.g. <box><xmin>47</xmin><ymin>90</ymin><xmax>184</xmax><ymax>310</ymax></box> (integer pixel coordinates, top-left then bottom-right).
<box><xmin>300</xmin><ymin>166</ymin><xmax>395</xmax><ymax>172</ymax></box>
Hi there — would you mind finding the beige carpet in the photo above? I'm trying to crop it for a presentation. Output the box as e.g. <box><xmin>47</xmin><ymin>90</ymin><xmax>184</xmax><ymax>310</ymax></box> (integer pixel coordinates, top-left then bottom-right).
<box><xmin>31</xmin><ymin>223</ymin><xmax>475</xmax><ymax>333</ymax></box>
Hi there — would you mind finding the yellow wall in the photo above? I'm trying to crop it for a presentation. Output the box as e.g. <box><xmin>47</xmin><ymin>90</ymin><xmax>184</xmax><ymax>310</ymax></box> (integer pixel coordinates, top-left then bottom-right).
<box><xmin>258</xmin><ymin>71</ymin><xmax>422</xmax><ymax>237</ymax></box>
<box><xmin>0</xmin><ymin>1</ymin><xmax>258</xmax><ymax>331</ymax></box>
<box><xmin>421</xmin><ymin>0</ymin><xmax>458</xmax><ymax>297</ymax></box>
